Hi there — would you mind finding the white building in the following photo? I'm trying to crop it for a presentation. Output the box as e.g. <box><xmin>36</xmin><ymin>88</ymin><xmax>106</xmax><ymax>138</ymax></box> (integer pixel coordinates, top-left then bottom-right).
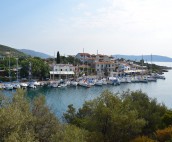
<box><xmin>95</xmin><ymin>61</ymin><xmax>116</xmax><ymax>76</ymax></box>
<box><xmin>49</xmin><ymin>64</ymin><xmax>75</xmax><ymax>79</ymax></box>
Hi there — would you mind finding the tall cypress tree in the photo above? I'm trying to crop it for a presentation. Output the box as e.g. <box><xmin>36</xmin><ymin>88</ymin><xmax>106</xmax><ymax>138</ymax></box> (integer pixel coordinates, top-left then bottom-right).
<box><xmin>56</xmin><ymin>51</ymin><xmax>60</xmax><ymax>64</ymax></box>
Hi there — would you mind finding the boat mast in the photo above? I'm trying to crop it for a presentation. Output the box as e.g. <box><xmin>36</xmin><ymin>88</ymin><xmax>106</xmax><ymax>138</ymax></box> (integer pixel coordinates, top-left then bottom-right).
<box><xmin>83</xmin><ymin>48</ymin><xmax>85</xmax><ymax>76</ymax></box>
<box><xmin>9</xmin><ymin>51</ymin><xmax>11</xmax><ymax>82</ymax></box>
<box><xmin>16</xmin><ymin>57</ymin><xmax>19</xmax><ymax>81</ymax></box>
<box><xmin>53</xmin><ymin>51</ymin><xmax>55</xmax><ymax>80</ymax></box>
<box><xmin>28</xmin><ymin>62</ymin><xmax>32</xmax><ymax>81</ymax></box>
<box><xmin>141</xmin><ymin>55</ymin><xmax>143</xmax><ymax>76</ymax></box>
<box><xmin>151</xmin><ymin>54</ymin><xmax>152</xmax><ymax>74</ymax></box>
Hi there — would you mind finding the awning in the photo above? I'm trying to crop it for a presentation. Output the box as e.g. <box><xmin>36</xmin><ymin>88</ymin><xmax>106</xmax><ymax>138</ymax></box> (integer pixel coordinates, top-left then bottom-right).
<box><xmin>50</xmin><ymin>71</ymin><xmax>74</xmax><ymax>75</ymax></box>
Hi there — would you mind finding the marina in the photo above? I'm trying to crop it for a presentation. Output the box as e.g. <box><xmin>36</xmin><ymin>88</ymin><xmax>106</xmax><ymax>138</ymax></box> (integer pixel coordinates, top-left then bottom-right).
<box><xmin>1</xmin><ymin>62</ymin><xmax>172</xmax><ymax>120</ymax></box>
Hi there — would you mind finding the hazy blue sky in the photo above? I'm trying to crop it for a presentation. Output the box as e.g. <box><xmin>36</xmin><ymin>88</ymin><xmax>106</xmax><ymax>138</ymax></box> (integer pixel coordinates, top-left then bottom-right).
<box><xmin>1</xmin><ymin>0</ymin><xmax>172</xmax><ymax>57</ymax></box>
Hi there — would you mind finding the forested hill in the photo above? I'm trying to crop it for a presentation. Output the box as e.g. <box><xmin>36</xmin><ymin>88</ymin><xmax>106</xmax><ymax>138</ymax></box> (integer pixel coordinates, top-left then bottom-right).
<box><xmin>113</xmin><ymin>55</ymin><xmax>172</xmax><ymax>62</ymax></box>
<box><xmin>0</xmin><ymin>44</ymin><xmax>26</xmax><ymax>57</ymax></box>
<box><xmin>19</xmin><ymin>49</ymin><xmax>52</xmax><ymax>59</ymax></box>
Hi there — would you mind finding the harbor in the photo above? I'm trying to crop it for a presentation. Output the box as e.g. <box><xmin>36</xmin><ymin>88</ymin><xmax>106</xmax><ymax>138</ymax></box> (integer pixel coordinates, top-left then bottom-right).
<box><xmin>1</xmin><ymin>62</ymin><xmax>172</xmax><ymax>119</ymax></box>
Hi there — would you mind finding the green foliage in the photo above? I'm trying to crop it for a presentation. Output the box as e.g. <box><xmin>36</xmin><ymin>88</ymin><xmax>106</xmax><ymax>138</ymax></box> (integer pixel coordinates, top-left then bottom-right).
<box><xmin>64</xmin><ymin>90</ymin><xmax>146</xmax><ymax>142</ymax></box>
<box><xmin>0</xmin><ymin>44</ymin><xmax>27</xmax><ymax>57</ymax></box>
<box><xmin>122</xmin><ymin>90</ymin><xmax>167</xmax><ymax>135</ymax></box>
<box><xmin>59</xmin><ymin>56</ymin><xmax>81</xmax><ymax>65</ymax></box>
<box><xmin>162</xmin><ymin>110</ymin><xmax>172</xmax><ymax>127</ymax></box>
<box><xmin>56</xmin><ymin>51</ymin><xmax>60</xmax><ymax>64</ymax></box>
<box><xmin>52</xmin><ymin>125</ymin><xmax>90</xmax><ymax>142</ymax></box>
<box><xmin>0</xmin><ymin>89</ymin><xmax>61</xmax><ymax>142</ymax></box>
<box><xmin>0</xmin><ymin>89</ymin><xmax>95</xmax><ymax>142</ymax></box>
<box><xmin>20</xmin><ymin>57</ymin><xmax>50</xmax><ymax>79</ymax></box>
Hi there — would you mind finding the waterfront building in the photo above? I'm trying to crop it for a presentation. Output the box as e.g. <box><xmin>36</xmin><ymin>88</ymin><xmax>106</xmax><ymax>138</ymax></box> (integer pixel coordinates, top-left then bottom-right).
<box><xmin>95</xmin><ymin>61</ymin><xmax>116</xmax><ymax>77</ymax></box>
<box><xmin>49</xmin><ymin>64</ymin><xmax>75</xmax><ymax>80</ymax></box>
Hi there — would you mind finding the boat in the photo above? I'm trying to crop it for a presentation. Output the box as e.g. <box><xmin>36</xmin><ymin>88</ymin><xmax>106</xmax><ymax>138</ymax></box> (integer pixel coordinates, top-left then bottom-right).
<box><xmin>13</xmin><ymin>83</ymin><xmax>21</xmax><ymax>89</ymax></box>
<box><xmin>31</xmin><ymin>80</ymin><xmax>41</xmax><ymax>86</ymax></box>
<box><xmin>49</xmin><ymin>81</ymin><xmax>59</xmax><ymax>88</ymax></box>
<box><xmin>153</xmin><ymin>73</ymin><xmax>166</xmax><ymax>79</ymax></box>
<box><xmin>119</xmin><ymin>77</ymin><xmax>131</xmax><ymax>83</ymax></box>
<box><xmin>70</xmin><ymin>81</ymin><xmax>78</xmax><ymax>86</ymax></box>
<box><xmin>102</xmin><ymin>78</ymin><xmax>107</xmax><ymax>85</ymax></box>
<box><xmin>66</xmin><ymin>81</ymin><xmax>71</xmax><ymax>86</ymax></box>
<box><xmin>28</xmin><ymin>82</ymin><xmax>36</xmax><ymax>89</ymax></box>
<box><xmin>147</xmin><ymin>76</ymin><xmax>157</xmax><ymax>82</ymax></box>
<box><xmin>20</xmin><ymin>82</ymin><xmax>28</xmax><ymax>88</ymax></box>
<box><xmin>60</xmin><ymin>83</ymin><xmax>67</xmax><ymax>87</ymax></box>
<box><xmin>4</xmin><ymin>83</ymin><xmax>13</xmax><ymax>90</ymax></box>
<box><xmin>138</xmin><ymin>76</ymin><xmax>148</xmax><ymax>83</ymax></box>
<box><xmin>87</xmin><ymin>79</ymin><xmax>95</xmax><ymax>86</ymax></box>
<box><xmin>79</xmin><ymin>80</ymin><xmax>91</xmax><ymax>88</ymax></box>
<box><xmin>0</xmin><ymin>84</ymin><xmax>5</xmax><ymax>89</ymax></box>
<box><xmin>107</xmin><ymin>77</ymin><xmax>120</xmax><ymax>85</ymax></box>
<box><xmin>95</xmin><ymin>80</ymin><xmax>103</xmax><ymax>86</ymax></box>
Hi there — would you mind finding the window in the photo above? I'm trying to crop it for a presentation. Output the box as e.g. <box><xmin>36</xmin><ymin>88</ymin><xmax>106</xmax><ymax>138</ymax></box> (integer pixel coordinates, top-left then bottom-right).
<box><xmin>61</xmin><ymin>69</ymin><xmax>62</xmax><ymax>71</ymax></box>
<box><xmin>97</xmin><ymin>69</ymin><xmax>99</xmax><ymax>71</ymax></box>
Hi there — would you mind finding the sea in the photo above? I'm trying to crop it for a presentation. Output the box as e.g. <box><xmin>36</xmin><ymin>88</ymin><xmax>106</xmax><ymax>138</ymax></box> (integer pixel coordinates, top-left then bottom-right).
<box><xmin>2</xmin><ymin>62</ymin><xmax>172</xmax><ymax>120</ymax></box>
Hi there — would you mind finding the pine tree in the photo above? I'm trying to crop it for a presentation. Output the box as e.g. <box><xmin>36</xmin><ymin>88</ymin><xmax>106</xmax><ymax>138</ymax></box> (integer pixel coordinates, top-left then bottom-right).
<box><xmin>56</xmin><ymin>51</ymin><xmax>60</xmax><ymax>64</ymax></box>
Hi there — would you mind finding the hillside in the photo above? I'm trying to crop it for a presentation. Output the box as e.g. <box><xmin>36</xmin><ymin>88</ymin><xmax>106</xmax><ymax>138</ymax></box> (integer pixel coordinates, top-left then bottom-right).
<box><xmin>0</xmin><ymin>44</ymin><xmax>26</xmax><ymax>57</ymax></box>
<box><xmin>113</xmin><ymin>55</ymin><xmax>172</xmax><ymax>62</ymax></box>
<box><xmin>19</xmin><ymin>49</ymin><xmax>52</xmax><ymax>59</ymax></box>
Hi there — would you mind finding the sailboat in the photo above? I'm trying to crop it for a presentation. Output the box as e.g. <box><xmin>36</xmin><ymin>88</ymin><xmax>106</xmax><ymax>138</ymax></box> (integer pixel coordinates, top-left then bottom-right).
<box><xmin>139</xmin><ymin>55</ymin><xmax>148</xmax><ymax>83</ymax></box>
<box><xmin>5</xmin><ymin>51</ymin><xmax>14</xmax><ymax>90</ymax></box>
<box><xmin>147</xmin><ymin>54</ymin><xmax>157</xmax><ymax>82</ymax></box>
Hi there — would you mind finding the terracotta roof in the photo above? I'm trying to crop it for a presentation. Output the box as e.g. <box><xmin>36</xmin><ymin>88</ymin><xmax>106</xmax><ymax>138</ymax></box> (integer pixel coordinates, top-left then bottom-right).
<box><xmin>95</xmin><ymin>61</ymin><xmax>114</xmax><ymax>64</ymax></box>
<box><xmin>78</xmin><ymin>53</ymin><xmax>90</xmax><ymax>56</ymax></box>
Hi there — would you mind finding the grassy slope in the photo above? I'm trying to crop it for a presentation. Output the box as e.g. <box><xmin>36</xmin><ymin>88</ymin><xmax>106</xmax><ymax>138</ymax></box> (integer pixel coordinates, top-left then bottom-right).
<box><xmin>0</xmin><ymin>44</ymin><xmax>26</xmax><ymax>57</ymax></box>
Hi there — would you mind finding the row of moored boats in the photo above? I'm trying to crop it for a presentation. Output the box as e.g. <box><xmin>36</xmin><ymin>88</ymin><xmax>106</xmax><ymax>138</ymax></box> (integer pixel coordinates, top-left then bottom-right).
<box><xmin>0</xmin><ymin>73</ymin><xmax>166</xmax><ymax>90</ymax></box>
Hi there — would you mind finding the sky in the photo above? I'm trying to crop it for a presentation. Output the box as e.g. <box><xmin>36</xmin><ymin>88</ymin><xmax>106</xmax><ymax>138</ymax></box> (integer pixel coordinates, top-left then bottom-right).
<box><xmin>1</xmin><ymin>0</ymin><xmax>172</xmax><ymax>57</ymax></box>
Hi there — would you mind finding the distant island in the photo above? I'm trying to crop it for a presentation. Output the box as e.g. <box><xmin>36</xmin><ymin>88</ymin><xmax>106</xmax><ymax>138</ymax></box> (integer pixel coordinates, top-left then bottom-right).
<box><xmin>113</xmin><ymin>54</ymin><xmax>172</xmax><ymax>62</ymax></box>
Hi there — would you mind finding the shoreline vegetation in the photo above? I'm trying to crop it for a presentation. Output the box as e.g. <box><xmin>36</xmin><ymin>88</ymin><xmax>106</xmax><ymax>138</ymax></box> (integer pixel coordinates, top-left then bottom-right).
<box><xmin>0</xmin><ymin>89</ymin><xmax>172</xmax><ymax>141</ymax></box>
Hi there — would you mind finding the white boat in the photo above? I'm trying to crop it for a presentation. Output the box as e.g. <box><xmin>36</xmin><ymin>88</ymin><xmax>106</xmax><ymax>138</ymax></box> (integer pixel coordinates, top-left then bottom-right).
<box><xmin>108</xmin><ymin>77</ymin><xmax>120</xmax><ymax>85</ymax></box>
<box><xmin>131</xmin><ymin>77</ymin><xmax>138</xmax><ymax>83</ymax></box>
<box><xmin>32</xmin><ymin>81</ymin><xmax>41</xmax><ymax>86</ymax></box>
<box><xmin>4</xmin><ymin>83</ymin><xmax>13</xmax><ymax>90</ymax></box>
<box><xmin>95</xmin><ymin>80</ymin><xmax>103</xmax><ymax>86</ymax></box>
<box><xmin>0</xmin><ymin>84</ymin><xmax>5</xmax><ymax>89</ymax></box>
<box><xmin>79</xmin><ymin>80</ymin><xmax>91</xmax><ymax>88</ymax></box>
<box><xmin>102</xmin><ymin>78</ymin><xmax>107</xmax><ymax>85</ymax></box>
<box><xmin>60</xmin><ymin>83</ymin><xmax>67</xmax><ymax>87</ymax></box>
<box><xmin>66</xmin><ymin>81</ymin><xmax>71</xmax><ymax>86</ymax></box>
<box><xmin>13</xmin><ymin>83</ymin><xmax>21</xmax><ymax>89</ymax></box>
<box><xmin>119</xmin><ymin>77</ymin><xmax>131</xmax><ymax>83</ymax></box>
<box><xmin>28</xmin><ymin>83</ymin><xmax>36</xmax><ymax>88</ymax></box>
<box><xmin>70</xmin><ymin>81</ymin><xmax>78</xmax><ymax>86</ymax></box>
<box><xmin>138</xmin><ymin>76</ymin><xmax>148</xmax><ymax>83</ymax></box>
<box><xmin>49</xmin><ymin>81</ymin><xmax>59</xmax><ymax>88</ymax></box>
<box><xmin>20</xmin><ymin>82</ymin><xmax>28</xmax><ymax>88</ymax></box>
<box><xmin>153</xmin><ymin>74</ymin><xmax>166</xmax><ymax>79</ymax></box>
<box><xmin>147</xmin><ymin>76</ymin><xmax>157</xmax><ymax>82</ymax></box>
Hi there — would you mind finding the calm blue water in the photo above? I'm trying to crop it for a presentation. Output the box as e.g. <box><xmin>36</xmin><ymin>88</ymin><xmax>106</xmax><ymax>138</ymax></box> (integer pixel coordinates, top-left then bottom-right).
<box><xmin>1</xmin><ymin>62</ymin><xmax>172</xmax><ymax>120</ymax></box>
